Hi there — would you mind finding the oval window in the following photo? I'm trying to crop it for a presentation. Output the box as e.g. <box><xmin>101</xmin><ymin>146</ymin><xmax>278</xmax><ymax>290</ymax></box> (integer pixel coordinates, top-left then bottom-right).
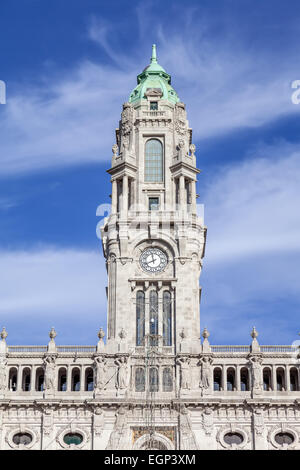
<box><xmin>275</xmin><ymin>432</ymin><xmax>294</xmax><ymax>445</ymax></box>
<box><xmin>63</xmin><ymin>432</ymin><xmax>83</xmax><ymax>446</ymax></box>
<box><xmin>224</xmin><ymin>432</ymin><xmax>244</xmax><ymax>445</ymax></box>
<box><xmin>12</xmin><ymin>432</ymin><xmax>32</xmax><ymax>446</ymax></box>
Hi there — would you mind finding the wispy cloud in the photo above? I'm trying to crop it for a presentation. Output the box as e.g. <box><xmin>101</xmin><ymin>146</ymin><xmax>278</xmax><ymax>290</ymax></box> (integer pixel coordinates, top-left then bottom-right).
<box><xmin>0</xmin><ymin>7</ymin><xmax>299</xmax><ymax>175</ymax></box>
<box><xmin>201</xmin><ymin>140</ymin><xmax>300</xmax><ymax>344</ymax></box>
<box><xmin>0</xmin><ymin>249</ymin><xmax>107</xmax><ymax>344</ymax></box>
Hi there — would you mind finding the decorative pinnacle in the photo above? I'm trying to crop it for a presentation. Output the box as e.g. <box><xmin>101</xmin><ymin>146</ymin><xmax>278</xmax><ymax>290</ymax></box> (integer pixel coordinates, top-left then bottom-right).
<box><xmin>1</xmin><ymin>327</ymin><xmax>7</xmax><ymax>341</ymax></box>
<box><xmin>98</xmin><ymin>327</ymin><xmax>105</xmax><ymax>340</ymax></box>
<box><xmin>49</xmin><ymin>327</ymin><xmax>57</xmax><ymax>341</ymax></box>
<box><xmin>251</xmin><ymin>326</ymin><xmax>258</xmax><ymax>339</ymax></box>
<box><xmin>151</xmin><ymin>44</ymin><xmax>157</xmax><ymax>63</ymax></box>
<box><xmin>202</xmin><ymin>327</ymin><xmax>210</xmax><ymax>339</ymax></box>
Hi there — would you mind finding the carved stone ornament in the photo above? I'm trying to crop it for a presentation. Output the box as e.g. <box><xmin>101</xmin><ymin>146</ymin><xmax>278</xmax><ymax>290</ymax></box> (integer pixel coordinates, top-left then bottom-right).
<box><xmin>93</xmin><ymin>408</ymin><xmax>104</xmax><ymax>437</ymax></box>
<box><xmin>43</xmin><ymin>355</ymin><xmax>56</xmax><ymax>393</ymax></box>
<box><xmin>6</xmin><ymin>427</ymin><xmax>39</xmax><ymax>450</ymax></box>
<box><xmin>249</xmin><ymin>356</ymin><xmax>263</xmax><ymax>392</ymax></box>
<box><xmin>253</xmin><ymin>407</ymin><xmax>265</xmax><ymax>435</ymax></box>
<box><xmin>268</xmin><ymin>425</ymin><xmax>299</xmax><ymax>450</ymax></box>
<box><xmin>202</xmin><ymin>407</ymin><xmax>214</xmax><ymax>435</ymax></box>
<box><xmin>106</xmin><ymin>407</ymin><xmax>131</xmax><ymax>450</ymax></box>
<box><xmin>94</xmin><ymin>356</ymin><xmax>107</xmax><ymax>392</ymax></box>
<box><xmin>177</xmin><ymin>357</ymin><xmax>191</xmax><ymax>390</ymax></box>
<box><xmin>57</xmin><ymin>426</ymin><xmax>89</xmax><ymax>450</ymax></box>
<box><xmin>199</xmin><ymin>356</ymin><xmax>213</xmax><ymax>390</ymax></box>
<box><xmin>121</xmin><ymin>103</ymin><xmax>133</xmax><ymax>136</ymax></box>
<box><xmin>175</xmin><ymin>103</ymin><xmax>187</xmax><ymax>136</ymax></box>
<box><xmin>179</xmin><ymin>406</ymin><xmax>198</xmax><ymax>449</ymax></box>
<box><xmin>112</xmin><ymin>144</ymin><xmax>119</xmax><ymax>157</ymax></box>
<box><xmin>216</xmin><ymin>425</ymin><xmax>250</xmax><ymax>450</ymax></box>
<box><xmin>115</xmin><ymin>356</ymin><xmax>129</xmax><ymax>390</ymax></box>
<box><xmin>0</xmin><ymin>355</ymin><xmax>7</xmax><ymax>392</ymax></box>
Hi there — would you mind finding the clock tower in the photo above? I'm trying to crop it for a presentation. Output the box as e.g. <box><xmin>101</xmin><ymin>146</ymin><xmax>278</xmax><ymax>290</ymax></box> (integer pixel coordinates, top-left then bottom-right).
<box><xmin>101</xmin><ymin>45</ymin><xmax>206</xmax><ymax>355</ymax></box>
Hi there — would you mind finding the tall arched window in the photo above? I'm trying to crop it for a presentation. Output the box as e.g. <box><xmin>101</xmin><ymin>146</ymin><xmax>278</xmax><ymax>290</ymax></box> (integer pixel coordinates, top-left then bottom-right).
<box><xmin>136</xmin><ymin>291</ymin><xmax>145</xmax><ymax>346</ymax></box>
<box><xmin>145</xmin><ymin>139</ymin><xmax>163</xmax><ymax>182</ymax></box>
<box><xmin>163</xmin><ymin>291</ymin><xmax>172</xmax><ymax>346</ymax></box>
<box><xmin>149</xmin><ymin>367</ymin><xmax>159</xmax><ymax>392</ymax></box>
<box><xmin>149</xmin><ymin>290</ymin><xmax>158</xmax><ymax>346</ymax></box>
<box><xmin>135</xmin><ymin>368</ymin><xmax>145</xmax><ymax>392</ymax></box>
<box><xmin>163</xmin><ymin>368</ymin><xmax>173</xmax><ymax>392</ymax></box>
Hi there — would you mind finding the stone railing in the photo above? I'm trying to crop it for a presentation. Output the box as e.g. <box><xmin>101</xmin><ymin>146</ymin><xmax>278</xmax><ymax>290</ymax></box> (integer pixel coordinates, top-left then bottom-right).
<box><xmin>211</xmin><ymin>345</ymin><xmax>298</xmax><ymax>354</ymax></box>
<box><xmin>8</xmin><ymin>346</ymin><xmax>48</xmax><ymax>353</ymax></box>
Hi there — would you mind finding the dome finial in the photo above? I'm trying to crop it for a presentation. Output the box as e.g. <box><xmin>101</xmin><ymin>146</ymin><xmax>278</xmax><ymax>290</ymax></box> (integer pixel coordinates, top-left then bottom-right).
<box><xmin>151</xmin><ymin>44</ymin><xmax>157</xmax><ymax>63</ymax></box>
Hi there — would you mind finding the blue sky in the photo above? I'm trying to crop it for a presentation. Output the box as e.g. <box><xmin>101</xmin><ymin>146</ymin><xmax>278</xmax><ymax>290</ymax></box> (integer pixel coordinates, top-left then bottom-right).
<box><xmin>0</xmin><ymin>0</ymin><xmax>300</xmax><ymax>346</ymax></box>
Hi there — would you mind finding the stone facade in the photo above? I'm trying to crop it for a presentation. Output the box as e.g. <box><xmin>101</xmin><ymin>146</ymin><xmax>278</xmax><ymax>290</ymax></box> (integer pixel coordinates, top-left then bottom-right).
<box><xmin>1</xmin><ymin>45</ymin><xmax>299</xmax><ymax>450</ymax></box>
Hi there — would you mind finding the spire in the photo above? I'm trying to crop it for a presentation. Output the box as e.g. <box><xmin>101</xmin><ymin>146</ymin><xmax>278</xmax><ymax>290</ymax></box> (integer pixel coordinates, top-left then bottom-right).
<box><xmin>151</xmin><ymin>44</ymin><xmax>157</xmax><ymax>64</ymax></box>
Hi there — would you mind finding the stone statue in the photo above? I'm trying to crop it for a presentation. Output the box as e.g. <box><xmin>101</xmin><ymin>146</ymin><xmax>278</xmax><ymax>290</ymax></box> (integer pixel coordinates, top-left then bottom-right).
<box><xmin>44</xmin><ymin>355</ymin><xmax>56</xmax><ymax>392</ymax></box>
<box><xmin>94</xmin><ymin>356</ymin><xmax>107</xmax><ymax>392</ymax></box>
<box><xmin>200</xmin><ymin>356</ymin><xmax>212</xmax><ymax>390</ymax></box>
<box><xmin>112</xmin><ymin>144</ymin><xmax>119</xmax><ymax>157</ymax></box>
<box><xmin>115</xmin><ymin>357</ymin><xmax>129</xmax><ymax>390</ymax></box>
<box><xmin>202</xmin><ymin>407</ymin><xmax>214</xmax><ymax>435</ymax></box>
<box><xmin>106</xmin><ymin>407</ymin><xmax>130</xmax><ymax>450</ymax></box>
<box><xmin>250</xmin><ymin>356</ymin><xmax>263</xmax><ymax>392</ymax></box>
<box><xmin>0</xmin><ymin>356</ymin><xmax>7</xmax><ymax>391</ymax></box>
<box><xmin>177</xmin><ymin>357</ymin><xmax>191</xmax><ymax>390</ymax></box>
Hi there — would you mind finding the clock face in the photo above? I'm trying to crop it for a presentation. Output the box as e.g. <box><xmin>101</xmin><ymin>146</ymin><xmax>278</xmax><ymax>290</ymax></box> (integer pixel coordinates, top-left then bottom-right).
<box><xmin>140</xmin><ymin>248</ymin><xmax>168</xmax><ymax>273</ymax></box>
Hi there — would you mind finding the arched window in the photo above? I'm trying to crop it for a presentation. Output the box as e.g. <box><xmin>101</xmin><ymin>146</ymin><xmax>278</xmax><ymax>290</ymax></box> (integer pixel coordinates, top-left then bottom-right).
<box><xmin>163</xmin><ymin>368</ymin><xmax>173</xmax><ymax>392</ymax></box>
<box><xmin>149</xmin><ymin>290</ymin><xmax>158</xmax><ymax>346</ymax></box>
<box><xmin>71</xmin><ymin>368</ymin><xmax>80</xmax><ymax>392</ymax></box>
<box><xmin>290</xmin><ymin>368</ymin><xmax>298</xmax><ymax>391</ymax></box>
<box><xmin>58</xmin><ymin>367</ymin><xmax>67</xmax><ymax>391</ymax></box>
<box><xmin>9</xmin><ymin>367</ymin><xmax>18</xmax><ymax>392</ymax></box>
<box><xmin>213</xmin><ymin>368</ymin><xmax>222</xmax><ymax>391</ymax></box>
<box><xmin>240</xmin><ymin>368</ymin><xmax>249</xmax><ymax>391</ymax></box>
<box><xmin>163</xmin><ymin>291</ymin><xmax>172</xmax><ymax>346</ymax></box>
<box><xmin>227</xmin><ymin>368</ymin><xmax>235</xmax><ymax>391</ymax></box>
<box><xmin>149</xmin><ymin>367</ymin><xmax>159</xmax><ymax>392</ymax></box>
<box><xmin>263</xmin><ymin>367</ymin><xmax>272</xmax><ymax>391</ymax></box>
<box><xmin>276</xmin><ymin>368</ymin><xmax>285</xmax><ymax>391</ymax></box>
<box><xmin>85</xmin><ymin>368</ymin><xmax>94</xmax><ymax>391</ymax></box>
<box><xmin>35</xmin><ymin>367</ymin><xmax>44</xmax><ymax>392</ymax></box>
<box><xmin>135</xmin><ymin>368</ymin><xmax>145</xmax><ymax>392</ymax></box>
<box><xmin>22</xmin><ymin>368</ymin><xmax>31</xmax><ymax>392</ymax></box>
<box><xmin>145</xmin><ymin>139</ymin><xmax>163</xmax><ymax>182</ymax></box>
<box><xmin>136</xmin><ymin>291</ymin><xmax>145</xmax><ymax>346</ymax></box>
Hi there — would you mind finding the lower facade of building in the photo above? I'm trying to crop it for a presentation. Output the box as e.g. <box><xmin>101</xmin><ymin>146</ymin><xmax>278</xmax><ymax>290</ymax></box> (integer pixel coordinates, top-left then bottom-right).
<box><xmin>0</xmin><ymin>327</ymin><xmax>299</xmax><ymax>450</ymax></box>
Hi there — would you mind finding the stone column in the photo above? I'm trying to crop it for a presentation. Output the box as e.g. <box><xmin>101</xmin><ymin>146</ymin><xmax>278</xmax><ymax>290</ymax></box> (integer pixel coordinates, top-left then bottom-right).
<box><xmin>236</xmin><ymin>366</ymin><xmax>241</xmax><ymax>391</ymax></box>
<box><xmin>222</xmin><ymin>365</ymin><xmax>227</xmax><ymax>391</ymax></box>
<box><xmin>111</xmin><ymin>179</ymin><xmax>117</xmax><ymax>214</ymax></box>
<box><xmin>285</xmin><ymin>366</ymin><xmax>290</xmax><ymax>392</ymax></box>
<box><xmin>31</xmin><ymin>366</ymin><xmax>36</xmax><ymax>392</ymax></box>
<box><xmin>191</xmin><ymin>179</ymin><xmax>196</xmax><ymax>214</ymax></box>
<box><xmin>17</xmin><ymin>366</ymin><xmax>22</xmax><ymax>392</ymax></box>
<box><xmin>272</xmin><ymin>365</ymin><xmax>277</xmax><ymax>391</ymax></box>
<box><xmin>122</xmin><ymin>175</ymin><xmax>128</xmax><ymax>217</ymax></box>
<box><xmin>67</xmin><ymin>366</ymin><xmax>72</xmax><ymax>392</ymax></box>
<box><xmin>80</xmin><ymin>366</ymin><xmax>85</xmax><ymax>392</ymax></box>
<box><xmin>179</xmin><ymin>175</ymin><xmax>185</xmax><ymax>211</ymax></box>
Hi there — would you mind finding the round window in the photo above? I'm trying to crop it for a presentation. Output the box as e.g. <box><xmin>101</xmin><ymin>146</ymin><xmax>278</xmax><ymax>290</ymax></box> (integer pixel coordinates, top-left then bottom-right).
<box><xmin>63</xmin><ymin>433</ymin><xmax>83</xmax><ymax>446</ymax></box>
<box><xmin>224</xmin><ymin>432</ymin><xmax>244</xmax><ymax>445</ymax></box>
<box><xmin>275</xmin><ymin>432</ymin><xmax>294</xmax><ymax>446</ymax></box>
<box><xmin>12</xmin><ymin>432</ymin><xmax>32</xmax><ymax>446</ymax></box>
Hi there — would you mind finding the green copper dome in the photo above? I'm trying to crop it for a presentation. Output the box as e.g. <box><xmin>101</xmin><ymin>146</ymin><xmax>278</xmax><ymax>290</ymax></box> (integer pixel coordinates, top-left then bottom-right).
<box><xmin>129</xmin><ymin>45</ymin><xmax>180</xmax><ymax>105</ymax></box>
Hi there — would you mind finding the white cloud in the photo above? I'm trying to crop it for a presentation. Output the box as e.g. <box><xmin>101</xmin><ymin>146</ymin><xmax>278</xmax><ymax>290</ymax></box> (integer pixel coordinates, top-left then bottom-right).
<box><xmin>0</xmin><ymin>10</ymin><xmax>300</xmax><ymax>175</ymax></box>
<box><xmin>0</xmin><ymin>248</ymin><xmax>107</xmax><ymax>326</ymax></box>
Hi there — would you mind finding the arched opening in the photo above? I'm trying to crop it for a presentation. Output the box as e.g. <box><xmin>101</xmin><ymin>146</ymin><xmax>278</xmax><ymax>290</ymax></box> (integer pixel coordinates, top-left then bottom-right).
<box><xmin>58</xmin><ymin>367</ymin><xmax>67</xmax><ymax>391</ymax></box>
<box><xmin>163</xmin><ymin>291</ymin><xmax>172</xmax><ymax>346</ymax></box>
<box><xmin>227</xmin><ymin>368</ymin><xmax>235</xmax><ymax>391</ymax></box>
<box><xmin>133</xmin><ymin>432</ymin><xmax>174</xmax><ymax>451</ymax></box>
<box><xmin>22</xmin><ymin>368</ymin><xmax>31</xmax><ymax>392</ymax></box>
<box><xmin>240</xmin><ymin>368</ymin><xmax>249</xmax><ymax>391</ymax></box>
<box><xmin>71</xmin><ymin>368</ymin><xmax>81</xmax><ymax>391</ymax></box>
<box><xmin>263</xmin><ymin>368</ymin><xmax>272</xmax><ymax>391</ymax></box>
<box><xmin>35</xmin><ymin>367</ymin><xmax>44</xmax><ymax>391</ymax></box>
<box><xmin>290</xmin><ymin>368</ymin><xmax>298</xmax><ymax>391</ymax></box>
<box><xmin>145</xmin><ymin>139</ymin><xmax>163</xmax><ymax>183</ymax></box>
<box><xmin>276</xmin><ymin>368</ymin><xmax>285</xmax><ymax>391</ymax></box>
<box><xmin>9</xmin><ymin>367</ymin><xmax>18</xmax><ymax>391</ymax></box>
<box><xmin>163</xmin><ymin>367</ymin><xmax>173</xmax><ymax>392</ymax></box>
<box><xmin>213</xmin><ymin>368</ymin><xmax>222</xmax><ymax>391</ymax></box>
<box><xmin>149</xmin><ymin>367</ymin><xmax>159</xmax><ymax>393</ymax></box>
<box><xmin>136</xmin><ymin>291</ymin><xmax>145</xmax><ymax>346</ymax></box>
<box><xmin>135</xmin><ymin>367</ymin><xmax>145</xmax><ymax>392</ymax></box>
<box><xmin>149</xmin><ymin>290</ymin><xmax>158</xmax><ymax>346</ymax></box>
<box><xmin>85</xmin><ymin>368</ymin><xmax>94</xmax><ymax>391</ymax></box>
